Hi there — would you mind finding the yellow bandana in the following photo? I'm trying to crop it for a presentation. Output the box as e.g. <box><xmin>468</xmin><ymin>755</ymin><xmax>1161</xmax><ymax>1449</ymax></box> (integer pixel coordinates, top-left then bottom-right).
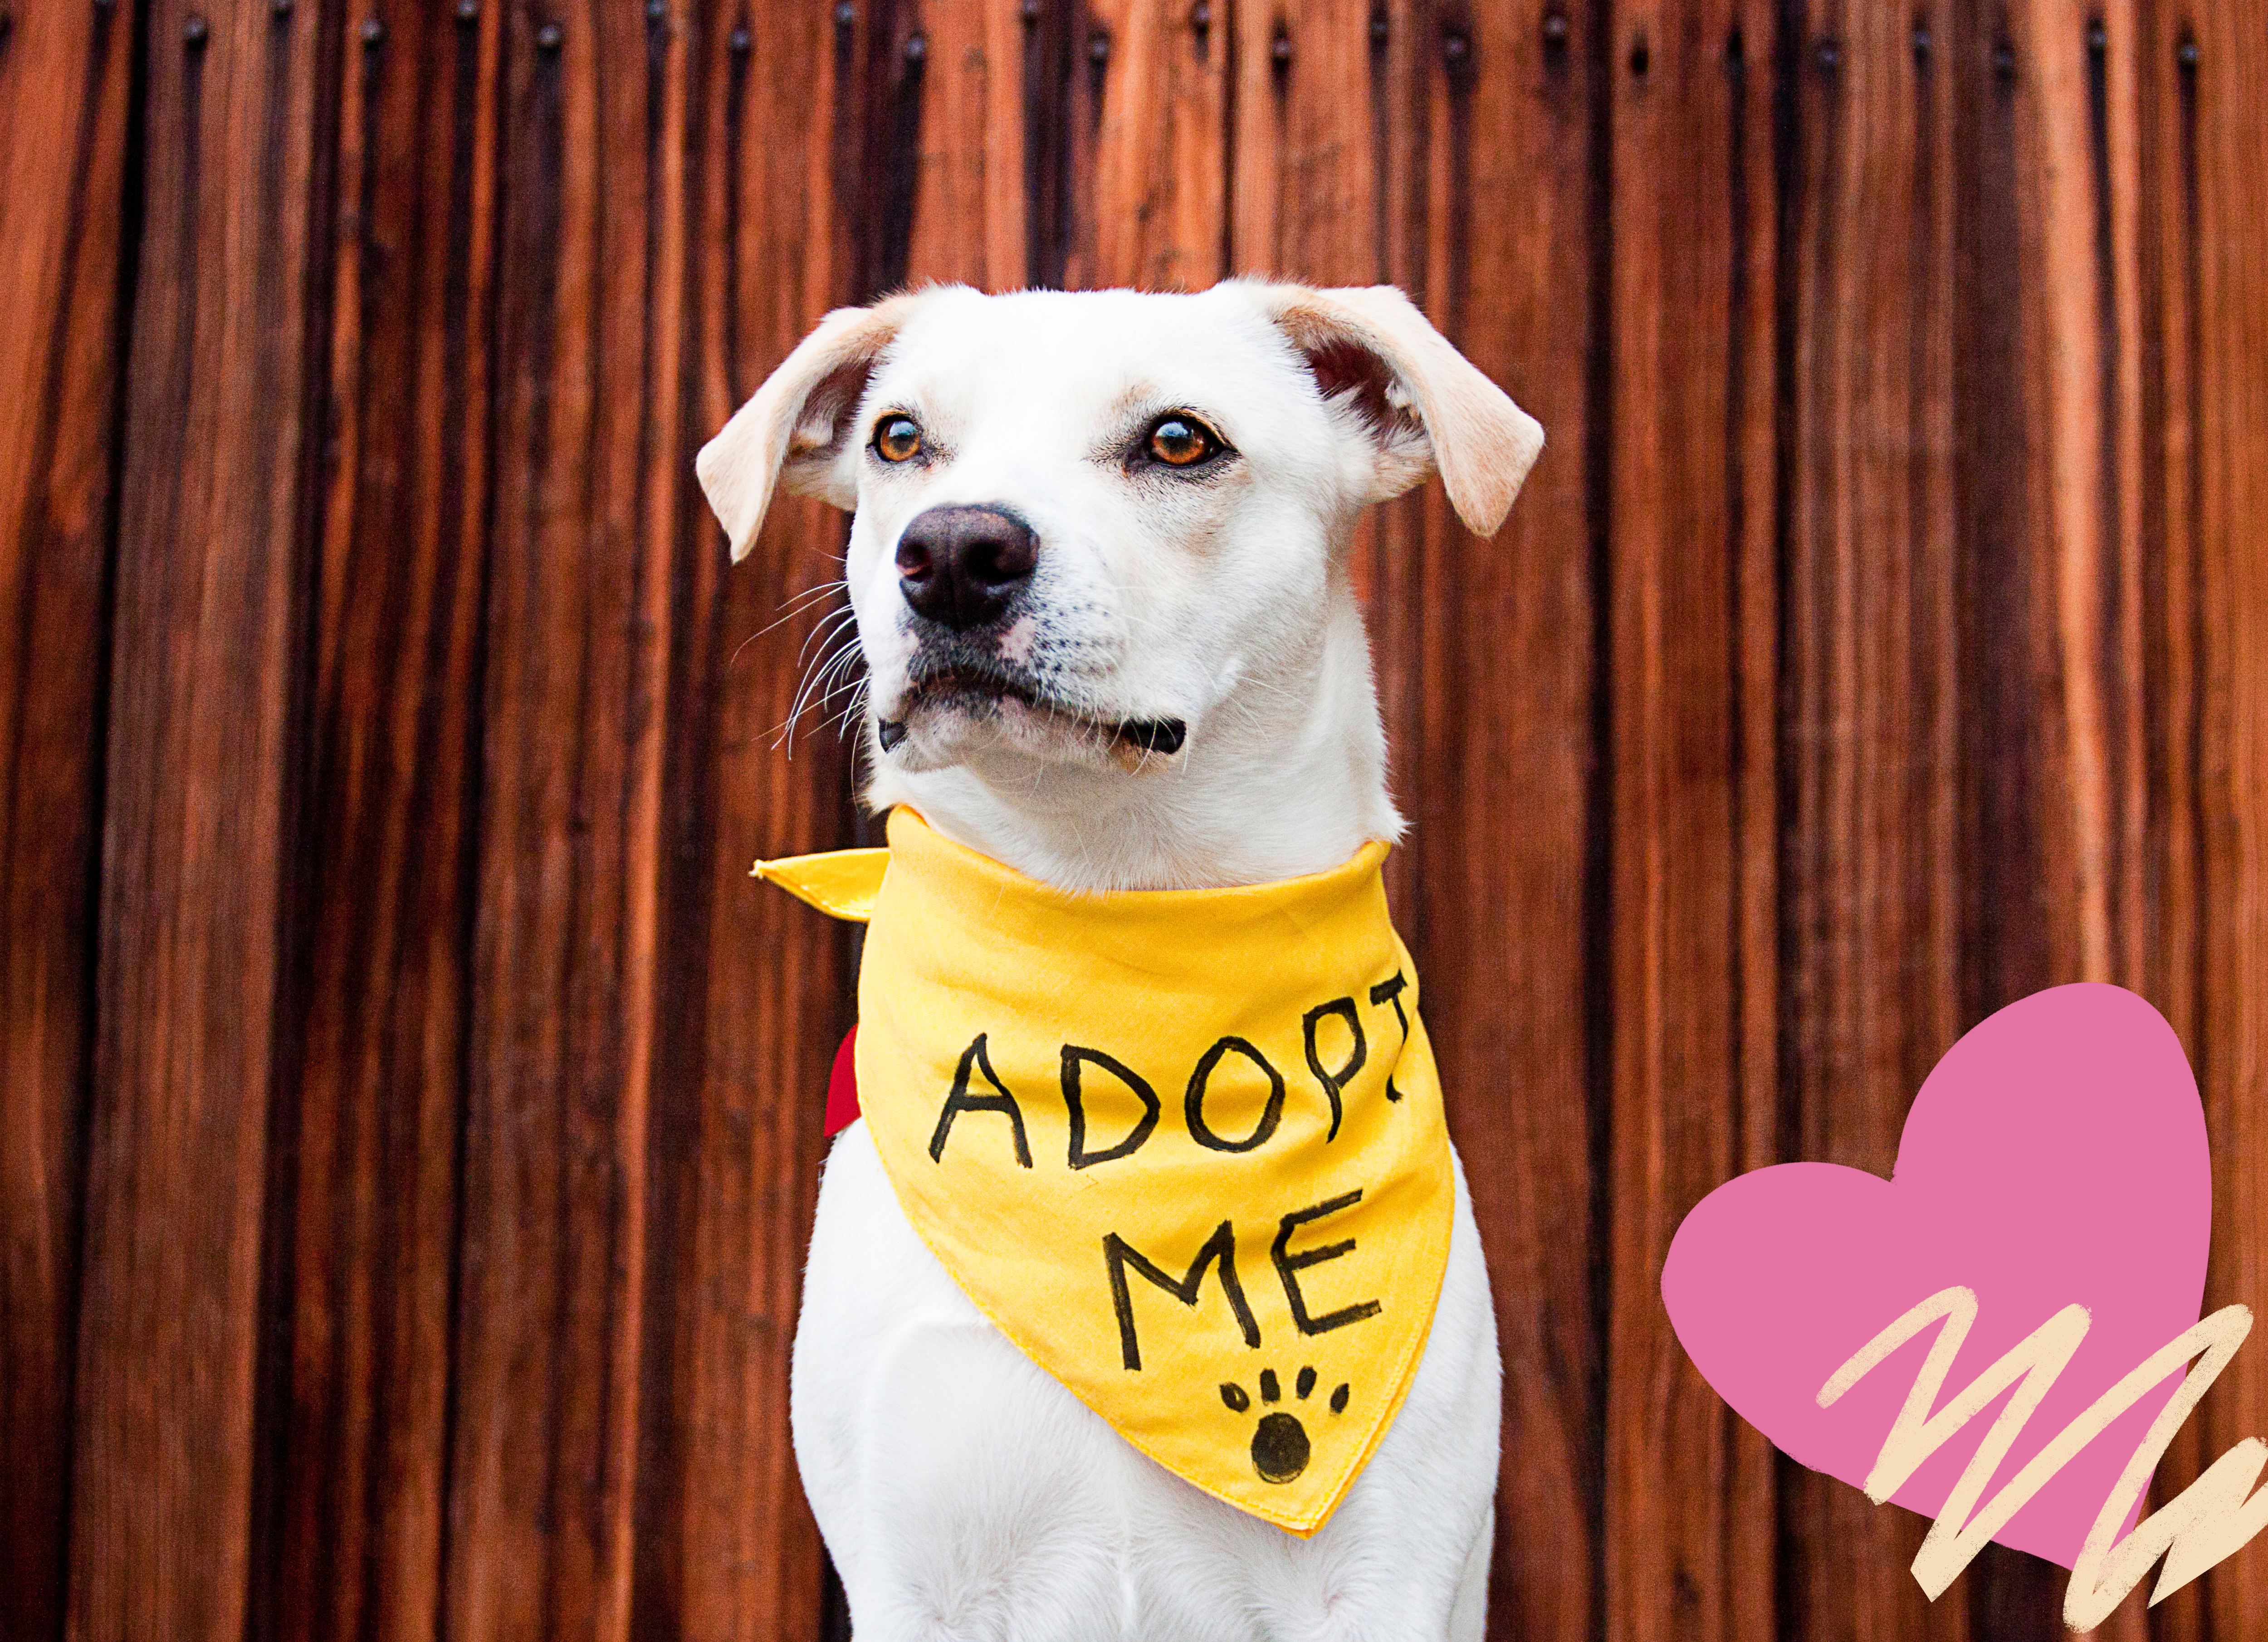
<box><xmin>755</xmin><ymin>809</ymin><xmax>1454</xmax><ymax>1536</ymax></box>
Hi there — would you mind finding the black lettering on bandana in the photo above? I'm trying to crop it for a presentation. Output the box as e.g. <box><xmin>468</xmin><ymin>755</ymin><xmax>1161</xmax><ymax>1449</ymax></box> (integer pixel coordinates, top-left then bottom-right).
<box><xmin>1061</xmin><ymin>1044</ymin><xmax>1161</xmax><ymax>1168</ymax></box>
<box><xmin>929</xmin><ymin>1032</ymin><xmax>1032</xmax><ymax>1167</ymax></box>
<box><xmin>1104</xmin><ymin>1221</ymin><xmax>1261</xmax><ymax>1370</ymax></box>
<box><xmin>1183</xmin><ymin>1036</ymin><xmax>1287</xmax><ymax>1152</ymax></box>
<box><xmin>1301</xmin><ymin>998</ymin><xmax>1367</xmax><ymax>1140</ymax></box>
<box><xmin>1272</xmin><ymin>1189</ymin><xmax>1383</xmax><ymax>1335</ymax></box>
<box><xmin>1369</xmin><ymin>972</ymin><xmax>1410</xmax><ymax>1101</ymax></box>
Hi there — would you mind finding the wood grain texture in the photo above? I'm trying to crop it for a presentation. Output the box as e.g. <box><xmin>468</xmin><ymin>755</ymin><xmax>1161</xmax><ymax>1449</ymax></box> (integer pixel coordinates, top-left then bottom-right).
<box><xmin>1601</xmin><ymin>4</ymin><xmax>1779</xmax><ymax>1640</ymax></box>
<box><xmin>266</xmin><ymin>1</ymin><xmax>499</xmax><ymax>1636</ymax></box>
<box><xmin>1391</xmin><ymin>1</ymin><xmax>1600</xmax><ymax>1637</ymax></box>
<box><xmin>1770</xmin><ymin>6</ymin><xmax>1973</xmax><ymax>1640</ymax></box>
<box><xmin>1943</xmin><ymin>5</ymin><xmax>2145</xmax><ymax>1629</ymax></box>
<box><xmin>624</xmin><ymin>0</ymin><xmax>853</xmax><ymax>1635</ymax></box>
<box><xmin>438</xmin><ymin>0</ymin><xmax>687</xmax><ymax>1632</ymax></box>
<box><xmin>0</xmin><ymin>0</ymin><xmax>137</xmax><ymax>1634</ymax></box>
<box><xmin>1227</xmin><ymin>0</ymin><xmax>1375</xmax><ymax>281</ymax></box>
<box><xmin>7</xmin><ymin>0</ymin><xmax>2268</xmax><ymax>1638</ymax></box>
<box><xmin>66</xmin><ymin>0</ymin><xmax>339</xmax><ymax>1637</ymax></box>
<box><xmin>1077</xmin><ymin>0</ymin><xmax>1226</xmax><ymax>288</ymax></box>
<box><xmin>2131</xmin><ymin>9</ymin><xmax>2216</xmax><ymax>1639</ymax></box>
<box><xmin>2177</xmin><ymin>5</ymin><xmax>2268</xmax><ymax>1639</ymax></box>
<box><xmin>905</xmin><ymin>0</ymin><xmax>1026</xmax><ymax>284</ymax></box>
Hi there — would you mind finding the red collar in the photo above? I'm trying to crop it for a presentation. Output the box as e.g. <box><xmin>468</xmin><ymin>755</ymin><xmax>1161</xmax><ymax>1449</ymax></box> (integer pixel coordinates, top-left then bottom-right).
<box><xmin>826</xmin><ymin>1026</ymin><xmax>861</xmax><ymax>1135</ymax></box>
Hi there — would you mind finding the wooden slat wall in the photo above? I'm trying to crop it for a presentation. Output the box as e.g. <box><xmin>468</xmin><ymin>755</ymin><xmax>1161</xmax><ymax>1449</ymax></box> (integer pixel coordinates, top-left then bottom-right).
<box><xmin>1</xmin><ymin>1</ymin><xmax>2264</xmax><ymax>1639</ymax></box>
<box><xmin>1774</xmin><ymin>2</ymin><xmax>1969</xmax><ymax>1637</ymax></box>
<box><xmin>0</xmin><ymin>0</ymin><xmax>136</xmax><ymax>1635</ymax></box>
<box><xmin>1600</xmin><ymin>4</ymin><xmax>1779</xmax><ymax>1640</ymax></box>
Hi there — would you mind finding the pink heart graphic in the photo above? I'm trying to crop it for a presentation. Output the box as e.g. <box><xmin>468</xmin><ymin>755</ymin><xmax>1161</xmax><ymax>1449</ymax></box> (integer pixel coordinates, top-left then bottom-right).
<box><xmin>1662</xmin><ymin>983</ymin><xmax>2210</xmax><ymax>1569</ymax></box>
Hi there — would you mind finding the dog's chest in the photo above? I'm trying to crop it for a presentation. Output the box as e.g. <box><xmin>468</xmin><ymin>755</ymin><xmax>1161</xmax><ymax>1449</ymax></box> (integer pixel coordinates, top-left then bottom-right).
<box><xmin>791</xmin><ymin>1123</ymin><xmax>1499</xmax><ymax>1640</ymax></box>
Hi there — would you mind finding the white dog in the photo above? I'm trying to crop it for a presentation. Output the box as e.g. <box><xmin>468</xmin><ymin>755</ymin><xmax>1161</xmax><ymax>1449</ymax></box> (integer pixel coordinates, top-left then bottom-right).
<box><xmin>699</xmin><ymin>280</ymin><xmax>1542</xmax><ymax>1641</ymax></box>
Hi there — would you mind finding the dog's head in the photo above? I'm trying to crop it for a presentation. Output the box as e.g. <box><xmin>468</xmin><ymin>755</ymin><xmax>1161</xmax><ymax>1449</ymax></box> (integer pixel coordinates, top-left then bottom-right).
<box><xmin>699</xmin><ymin>282</ymin><xmax>1539</xmax><ymax>874</ymax></box>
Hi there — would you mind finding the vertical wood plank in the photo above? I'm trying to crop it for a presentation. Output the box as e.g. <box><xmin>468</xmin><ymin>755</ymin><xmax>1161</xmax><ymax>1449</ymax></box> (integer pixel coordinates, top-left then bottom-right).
<box><xmin>0</xmin><ymin>0</ymin><xmax>138</xmax><ymax>1633</ymax></box>
<box><xmin>1387</xmin><ymin>1</ymin><xmax>1604</xmax><ymax>1638</ymax></box>
<box><xmin>837</xmin><ymin>0</ymin><xmax>930</xmax><ymax>297</ymax></box>
<box><xmin>2181</xmin><ymin>4</ymin><xmax>2268</xmax><ymax>1638</ymax></box>
<box><xmin>1771</xmin><ymin>5</ymin><xmax>1972</xmax><ymax>1638</ymax></box>
<box><xmin>440</xmin><ymin>0</ymin><xmax>686</xmax><ymax>1632</ymax></box>
<box><xmin>1946</xmin><ymin>0</ymin><xmax>2071</xmax><ymax>1022</ymax></box>
<box><xmin>66</xmin><ymin>0</ymin><xmax>339</xmax><ymax>1636</ymax></box>
<box><xmin>1363</xmin><ymin>0</ymin><xmax>1438</xmax><ymax>928</ymax></box>
<box><xmin>266</xmin><ymin>1</ymin><xmax>500</xmax><ymax>1637</ymax></box>
<box><xmin>2127</xmin><ymin>10</ymin><xmax>2207</xmax><ymax>1636</ymax></box>
<box><xmin>1228</xmin><ymin>0</ymin><xmax>1377</xmax><ymax>280</ymax></box>
<box><xmin>1076</xmin><ymin>0</ymin><xmax>1227</xmax><ymax>287</ymax></box>
<box><xmin>905</xmin><ymin>0</ymin><xmax>1027</xmax><ymax>285</ymax></box>
<box><xmin>1019</xmin><ymin>0</ymin><xmax>1079</xmax><ymax>286</ymax></box>
<box><xmin>1941</xmin><ymin>0</ymin><xmax>2148</xmax><ymax>1632</ymax></box>
<box><xmin>625</xmin><ymin>0</ymin><xmax>850</xmax><ymax>1635</ymax></box>
<box><xmin>1940</xmin><ymin>14</ymin><xmax>2058</xmax><ymax>1631</ymax></box>
<box><xmin>1601</xmin><ymin>3</ymin><xmax>1779</xmax><ymax>1641</ymax></box>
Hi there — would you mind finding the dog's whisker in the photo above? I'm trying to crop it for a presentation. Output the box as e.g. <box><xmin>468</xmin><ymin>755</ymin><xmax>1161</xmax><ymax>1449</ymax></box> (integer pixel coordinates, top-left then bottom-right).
<box><xmin>793</xmin><ymin>605</ymin><xmax>860</xmax><ymax>670</ymax></box>
<box><xmin>829</xmin><ymin>679</ymin><xmax>873</xmax><ymax>745</ymax></box>
<box><xmin>728</xmin><ymin>580</ymin><xmax>853</xmax><ymax>674</ymax></box>
<box><xmin>773</xmin><ymin>626</ymin><xmax>868</xmax><ymax>755</ymax></box>
<box><xmin>783</xmin><ymin>626</ymin><xmax>862</xmax><ymax>721</ymax></box>
<box><xmin>767</xmin><ymin>579</ymin><xmax>851</xmax><ymax>633</ymax></box>
<box><xmin>743</xmin><ymin>604</ymin><xmax>855</xmax><ymax>697</ymax></box>
<box><xmin>807</xmin><ymin>640</ymin><xmax>870</xmax><ymax>717</ymax></box>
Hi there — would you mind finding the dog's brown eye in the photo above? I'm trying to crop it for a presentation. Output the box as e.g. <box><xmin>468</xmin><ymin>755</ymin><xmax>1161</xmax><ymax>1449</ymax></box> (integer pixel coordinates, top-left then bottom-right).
<box><xmin>1145</xmin><ymin>415</ymin><xmax>1220</xmax><ymax>468</ymax></box>
<box><xmin>874</xmin><ymin>414</ymin><xmax>922</xmax><ymax>463</ymax></box>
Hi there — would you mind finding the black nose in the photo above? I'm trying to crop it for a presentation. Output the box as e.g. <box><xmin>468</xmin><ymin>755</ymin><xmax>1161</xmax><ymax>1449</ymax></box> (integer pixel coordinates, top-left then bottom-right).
<box><xmin>895</xmin><ymin>505</ymin><xmax>1037</xmax><ymax>630</ymax></box>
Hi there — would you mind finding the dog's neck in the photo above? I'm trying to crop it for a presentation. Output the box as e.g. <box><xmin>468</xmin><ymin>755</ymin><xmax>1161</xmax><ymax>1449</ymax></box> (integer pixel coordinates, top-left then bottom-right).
<box><xmin>865</xmin><ymin>590</ymin><xmax>1402</xmax><ymax>893</ymax></box>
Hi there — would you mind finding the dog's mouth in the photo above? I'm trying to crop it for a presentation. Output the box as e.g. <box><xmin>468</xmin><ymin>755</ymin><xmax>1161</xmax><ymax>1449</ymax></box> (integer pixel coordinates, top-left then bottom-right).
<box><xmin>880</xmin><ymin>665</ymin><xmax>1186</xmax><ymax>767</ymax></box>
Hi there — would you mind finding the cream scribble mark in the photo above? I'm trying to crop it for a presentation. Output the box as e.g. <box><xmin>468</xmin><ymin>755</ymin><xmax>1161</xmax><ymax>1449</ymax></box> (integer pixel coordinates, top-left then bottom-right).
<box><xmin>1818</xmin><ymin>1285</ymin><xmax>2268</xmax><ymax>1628</ymax></box>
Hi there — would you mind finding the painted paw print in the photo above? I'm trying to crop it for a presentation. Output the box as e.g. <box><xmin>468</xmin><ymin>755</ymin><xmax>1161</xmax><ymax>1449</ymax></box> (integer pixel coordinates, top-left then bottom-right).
<box><xmin>1218</xmin><ymin>1366</ymin><xmax>1350</xmax><ymax>1484</ymax></box>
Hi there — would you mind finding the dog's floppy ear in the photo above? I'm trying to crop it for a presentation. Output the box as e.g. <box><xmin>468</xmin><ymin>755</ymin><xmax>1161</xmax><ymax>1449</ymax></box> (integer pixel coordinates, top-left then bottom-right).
<box><xmin>697</xmin><ymin>293</ymin><xmax>926</xmax><ymax>563</ymax></box>
<box><xmin>1251</xmin><ymin>283</ymin><xmax>1544</xmax><ymax>538</ymax></box>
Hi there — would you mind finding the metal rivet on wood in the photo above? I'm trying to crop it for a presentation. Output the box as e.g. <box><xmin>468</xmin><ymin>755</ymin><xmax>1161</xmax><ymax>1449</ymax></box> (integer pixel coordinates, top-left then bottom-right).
<box><xmin>455</xmin><ymin>0</ymin><xmax>477</xmax><ymax>20</ymax></box>
<box><xmin>905</xmin><ymin>28</ymin><xmax>927</xmax><ymax>60</ymax></box>
<box><xmin>2176</xmin><ymin>34</ymin><xmax>2198</xmax><ymax>69</ymax></box>
<box><xmin>182</xmin><ymin>11</ymin><xmax>208</xmax><ymax>43</ymax></box>
<box><xmin>536</xmin><ymin>18</ymin><xmax>562</xmax><ymax>49</ymax></box>
<box><xmin>359</xmin><ymin>15</ymin><xmax>382</xmax><ymax>44</ymax></box>
<box><xmin>728</xmin><ymin>22</ymin><xmax>751</xmax><ymax>50</ymax></box>
<box><xmin>1441</xmin><ymin>29</ymin><xmax>1467</xmax><ymax>63</ymax></box>
<box><xmin>1367</xmin><ymin>8</ymin><xmax>1387</xmax><ymax>45</ymax></box>
<box><xmin>270</xmin><ymin>0</ymin><xmax>292</xmax><ymax>19</ymax></box>
<box><xmin>1189</xmin><ymin>0</ymin><xmax>1208</xmax><ymax>30</ymax></box>
<box><xmin>832</xmin><ymin>0</ymin><xmax>854</xmax><ymax>27</ymax></box>
<box><xmin>1270</xmin><ymin>26</ymin><xmax>1291</xmax><ymax>64</ymax></box>
<box><xmin>647</xmin><ymin>0</ymin><xmax>666</xmax><ymax>20</ymax></box>
<box><xmin>1991</xmin><ymin>38</ymin><xmax>2016</xmax><ymax>78</ymax></box>
<box><xmin>2087</xmin><ymin>18</ymin><xmax>2106</xmax><ymax>56</ymax></box>
<box><xmin>1541</xmin><ymin>10</ymin><xmax>1569</xmax><ymax>47</ymax></box>
<box><xmin>1911</xmin><ymin>18</ymin><xmax>1931</xmax><ymax>60</ymax></box>
<box><xmin>1086</xmin><ymin>26</ymin><xmax>1108</xmax><ymax>63</ymax></box>
<box><xmin>1813</xmin><ymin>36</ymin><xmax>1839</xmax><ymax>71</ymax></box>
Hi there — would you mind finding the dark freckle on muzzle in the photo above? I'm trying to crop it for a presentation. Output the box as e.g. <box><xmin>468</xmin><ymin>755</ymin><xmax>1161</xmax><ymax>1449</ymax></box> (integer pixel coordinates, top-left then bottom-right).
<box><xmin>895</xmin><ymin>505</ymin><xmax>1037</xmax><ymax>631</ymax></box>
